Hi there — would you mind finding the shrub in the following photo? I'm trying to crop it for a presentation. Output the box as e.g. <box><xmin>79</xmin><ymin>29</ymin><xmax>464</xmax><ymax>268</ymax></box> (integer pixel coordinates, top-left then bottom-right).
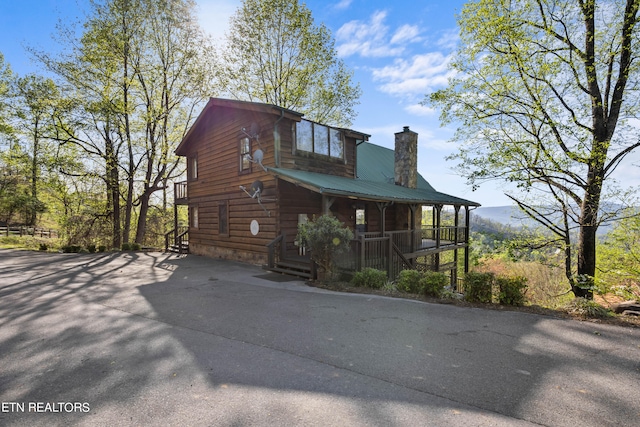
<box><xmin>87</xmin><ymin>244</ymin><xmax>97</xmax><ymax>253</ymax></box>
<box><xmin>131</xmin><ymin>243</ymin><xmax>141</xmax><ymax>251</ymax></box>
<box><xmin>62</xmin><ymin>245</ymin><xmax>82</xmax><ymax>253</ymax></box>
<box><xmin>563</xmin><ymin>298</ymin><xmax>613</xmax><ymax>319</ymax></box>
<box><xmin>496</xmin><ymin>276</ymin><xmax>528</xmax><ymax>306</ymax></box>
<box><xmin>420</xmin><ymin>271</ymin><xmax>448</xmax><ymax>297</ymax></box>
<box><xmin>351</xmin><ymin>268</ymin><xmax>388</xmax><ymax>289</ymax></box>
<box><xmin>121</xmin><ymin>242</ymin><xmax>132</xmax><ymax>251</ymax></box>
<box><xmin>98</xmin><ymin>245</ymin><xmax>107</xmax><ymax>253</ymax></box>
<box><xmin>297</xmin><ymin>215</ymin><xmax>353</xmax><ymax>280</ymax></box>
<box><xmin>464</xmin><ymin>272</ymin><xmax>494</xmax><ymax>303</ymax></box>
<box><xmin>39</xmin><ymin>243</ymin><xmax>48</xmax><ymax>251</ymax></box>
<box><xmin>396</xmin><ymin>269</ymin><xmax>423</xmax><ymax>293</ymax></box>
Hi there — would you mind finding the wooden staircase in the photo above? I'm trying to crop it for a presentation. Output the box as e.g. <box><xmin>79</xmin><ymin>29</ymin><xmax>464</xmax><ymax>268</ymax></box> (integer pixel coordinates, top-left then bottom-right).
<box><xmin>266</xmin><ymin>258</ymin><xmax>313</xmax><ymax>279</ymax></box>
<box><xmin>165</xmin><ymin>228</ymin><xmax>189</xmax><ymax>254</ymax></box>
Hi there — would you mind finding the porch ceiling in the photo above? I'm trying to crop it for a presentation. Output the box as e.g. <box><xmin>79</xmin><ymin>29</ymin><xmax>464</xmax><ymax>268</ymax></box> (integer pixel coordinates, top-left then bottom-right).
<box><xmin>269</xmin><ymin>167</ymin><xmax>480</xmax><ymax>207</ymax></box>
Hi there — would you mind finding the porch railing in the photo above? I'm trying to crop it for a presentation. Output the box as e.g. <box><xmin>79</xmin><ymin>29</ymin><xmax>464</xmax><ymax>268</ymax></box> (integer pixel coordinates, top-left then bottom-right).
<box><xmin>164</xmin><ymin>226</ymin><xmax>189</xmax><ymax>253</ymax></box>
<box><xmin>266</xmin><ymin>234</ymin><xmax>285</xmax><ymax>270</ymax></box>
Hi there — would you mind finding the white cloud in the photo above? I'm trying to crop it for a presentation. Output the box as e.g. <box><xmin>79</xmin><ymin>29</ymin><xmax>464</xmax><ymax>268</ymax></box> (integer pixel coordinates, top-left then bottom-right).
<box><xmin>405</xmin><ymin>103</ymin><xmax>436</xmax><ymax>117</ymax></box>
<box><xmin>390</xmin><ymin>24</ymin><xmax>422</xmax><ymax>45</ymax></box>
<box><xmin>196</xmin><ymin>0</ymin><xmax>240</xmax><ymax>40</ymax></box>
<box><xmin>435</xmin><ymin>28</ymin><xmax>460</xmax><ymax>50</ymax></box>
<box><xmin>372</xmin><ymin>52</ymin><xmax>457</xmax><ymax>97</ymax></box>
<box><xmin>333</xmin><ymin>0</ymin><xmax>353</xmax><ymax>10</ymax></box>
<box><xmin>336</xmin><ymin>11</ymin><xmax>413</xmax><ymax>58</ymax></box>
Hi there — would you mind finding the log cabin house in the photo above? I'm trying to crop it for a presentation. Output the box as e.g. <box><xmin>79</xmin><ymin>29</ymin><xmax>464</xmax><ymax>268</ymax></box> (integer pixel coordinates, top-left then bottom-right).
<box><xmin>169</xmin><ymin>97</ymin><xmax>479</xmax><ymax>284</ymax></box>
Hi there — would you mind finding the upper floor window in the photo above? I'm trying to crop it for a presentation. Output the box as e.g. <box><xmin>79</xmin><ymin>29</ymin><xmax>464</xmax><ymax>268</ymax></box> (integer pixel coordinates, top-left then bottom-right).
<box><xmin>188</xmin><ymin>155</ymin><xmax>198</xmax><ymax>180</ymax></box>
<box><xmin>295</xmin><ymin>119</ymin><xmax>344</xmax><ymax>159</ymax></box>
<box><xmin>239</xmin><ymin>137</ymin><xmax>251</xmax><ymax>173</ymax></box>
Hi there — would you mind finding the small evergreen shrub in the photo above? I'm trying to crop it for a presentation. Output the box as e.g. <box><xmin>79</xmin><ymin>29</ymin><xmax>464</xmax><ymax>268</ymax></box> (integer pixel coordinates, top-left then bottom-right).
<box><xmin>121</xmin><ymin>242</ymin><xmax>132</xmax><ymax>251</ymax></box>
<box><xmin>396</xmin><ymin>269</ymin><xmax>423</xmax><ymax>293</ymax></box>
<box><xmin>497</xmin><ymin>276</ymin><xmax>528</xmax><ymax>306</ymax></box>
<box><xmin>98</xmin><ymin>245</ymin><xmax>107</xmax><ymax>252</ymax></box>
<box><xmin>62</xmin><ymin>245</ymin><xmax>82</xmax><ymax>253</ymax></box>
<box><xmin>351</xmin><ymin>268</ymin><xmax>388</xmax><ymax>289</ymax></box>
<box><xmin>39</xmin><ymin>243</ymin><xmax>48</xmax><ymax>251</ymax></box>
<box><xmin>87</xmin><ymin>244</ymin><xmax>97</xmax><ymax>253</ymax></box>
<box><xmin>464</xmin><ymin>272</ymin><xmax>494</xmax><ymax>303</ymax></box>
<box><xmin>131</xmin><ymin>243</ymin><xmax>141</xmax><ymax>251</ymax></box>
<box><xmin>420</xmin><ymin>271</ymin><xmax>448</xmax><ymax>297</ymax></box>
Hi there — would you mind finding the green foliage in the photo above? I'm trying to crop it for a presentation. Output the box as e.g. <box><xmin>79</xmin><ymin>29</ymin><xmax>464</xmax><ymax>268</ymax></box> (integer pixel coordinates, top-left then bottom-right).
<box><xmin>98</xmin><ymin>245</ymin><xmax>107</xmax><ymax>253</ymax></box>
<box><xmin>39</xmin><ymin>243</ymin><xmax>48</xmax><ymax>251</ymax></box>
<box><xmin>420</xmin><ymin>271</ymin><xmax>448</xmax><ymax>298</ymax></box>
<box><xmin>297</xmin><ymin>214</ymin><xmax>353</xmax><ymax>279</ymax></box>
<box><xmin>121</xmin><ymin>242</ymin><xmax>140</xmax><ymax>251</ymax></box>
<box><xmin>598</xmin><ymin>211</ymin><xmax>640</xmax><ymax>300</ymax></box>
<box><xmin>496</xmin><ymin>276</ymin><xmax>528</xmax><ymax>306</ymax></box>
<box><xmin>351</xmin><ymin>268</ymin><xmax>387</xmax><ymax>289</ymax></box>
<box><xmin>62</xmin><ymin>245</ymin><xmax>82</xmax><ymax>253</ymax></box>
<box><xmin>218</xmin><ymin>0</ymin><xmax>361</xmax><ymax>127</ymax></box>
<box><xmin>463</xmin><ymin>272</ymin><xmax>494</xmax><ymax>303</ymax></box>
<box><xmin>563</xmin><ymin>298</ymin><xmax>613</xmax><ymax>319</ymax></box>
<box><xmin>428</xmin><ymin>0</ymin><xmax>640</xmax><ymax>297</ymax></box>
<box><xmin>87</xmin><ymin>244</ymin><xmax>96</xmax><ymax>253</ymax></box>
<box><xmin>395</xmin><ymin>269</ymin><xmax>423</xmax><ymax>293</ymax></box>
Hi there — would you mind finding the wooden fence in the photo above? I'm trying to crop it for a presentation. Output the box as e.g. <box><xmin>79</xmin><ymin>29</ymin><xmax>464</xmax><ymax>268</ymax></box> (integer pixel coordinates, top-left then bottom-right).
<box><xmin>0</xmin><ymin>226</ymin><xmax>58</xmax><ymax>238</ymax></box>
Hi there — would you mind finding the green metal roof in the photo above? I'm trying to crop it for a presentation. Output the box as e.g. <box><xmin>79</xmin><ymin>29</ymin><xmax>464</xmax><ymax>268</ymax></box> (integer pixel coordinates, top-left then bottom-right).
<box><xmin>269</xmin><ymin>163</ymin><xmax>479</xmax><ymax>207</ymax></box>
<box><xmin>356</xmin><ymin>142</ymin><xmax>435</xmax><ymax>191</ymax></box>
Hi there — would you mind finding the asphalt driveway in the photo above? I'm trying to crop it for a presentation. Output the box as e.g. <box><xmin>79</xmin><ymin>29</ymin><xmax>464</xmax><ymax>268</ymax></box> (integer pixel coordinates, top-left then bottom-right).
<box><xmin>0</xmin><ymin>249</ymin><xmax>639</xmax><ymax>426</ymax></box>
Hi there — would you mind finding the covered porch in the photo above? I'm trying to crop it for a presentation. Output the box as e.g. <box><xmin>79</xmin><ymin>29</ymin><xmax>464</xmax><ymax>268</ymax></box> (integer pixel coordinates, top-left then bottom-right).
<box><xmin>266</xmin><ymin>167</ymin><xmax>478</xmax><ymax>286</ymax></box>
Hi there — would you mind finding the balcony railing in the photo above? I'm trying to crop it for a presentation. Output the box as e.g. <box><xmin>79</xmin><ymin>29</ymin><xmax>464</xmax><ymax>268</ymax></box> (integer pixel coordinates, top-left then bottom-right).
<box><xmin>174</xmin><ymin>181</ymin><xmax>187</xmax><ymax>203</ymax></box>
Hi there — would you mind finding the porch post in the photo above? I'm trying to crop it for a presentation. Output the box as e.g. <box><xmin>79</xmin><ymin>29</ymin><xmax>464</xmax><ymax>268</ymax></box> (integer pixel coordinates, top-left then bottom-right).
<box><xmin>453</xmin><ymin>205</ymin><xmax>460</xmax><ymax>287</ymax></box>
<box><xmin>435</xmin><ymin>204</ymin><xmax>442</xmax><ymax>272</ymax></box>
<box><xmin>376</xmin><ymin>202</ymin><xmax>389</xmax><ymax>234</ymax></box>
<box><xmin>464</xmin><ymin>205</ymin><xmax>470</xmax><ymax>274</ymax></box>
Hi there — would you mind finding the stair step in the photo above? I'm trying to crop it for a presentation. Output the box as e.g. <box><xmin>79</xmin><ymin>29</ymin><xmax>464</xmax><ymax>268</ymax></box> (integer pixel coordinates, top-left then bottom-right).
<box><xmin>276</xmin><ymin>260</ymin><xmax>311</xmax><ymax>271</ymax></box>
<box><xmin>268</xmin><ymin>266</ymin><xmax>311</xmax><ymax>279</ymax></box>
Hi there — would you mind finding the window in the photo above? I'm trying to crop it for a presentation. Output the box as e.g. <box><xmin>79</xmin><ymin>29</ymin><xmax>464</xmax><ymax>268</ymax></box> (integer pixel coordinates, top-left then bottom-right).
<box><xmin>218</xmin><ymin>201</ymin><xmax>228</xmax><ymax>236</ymax></box>
<box><xmin>239</xmin><ymin>137</ymin><xmax>251</xmax><ymax>173</ymax></box>
<box><xmin>190</xmin><ymin>206</ymin><xmax>199</xmax><ymax>228</ymax></box>
<box><xmin>295</xmin><ymin>119</ymin><xmax>344</xmax><ymax>159</ymax></box>
<box><xmin>188</xmin><ymin>155</ymin><xmax>198</xmax><ymax>180</ymax></box>
<box><xmin>355</xmin><ymin>208</ymin><xmax>366</xmax><ymax>233</ymax></box>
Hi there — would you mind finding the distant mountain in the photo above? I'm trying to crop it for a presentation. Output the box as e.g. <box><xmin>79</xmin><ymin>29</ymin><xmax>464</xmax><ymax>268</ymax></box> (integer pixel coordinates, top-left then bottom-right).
<box><xmin>472</xmin><ymin>206</ymin><xmax>535</xmax><ymax>229</ymax></box>
<box><xmin>472</xmin><ymin>204</ymin><xmax>627</xmax><ymax>236</ymax></box>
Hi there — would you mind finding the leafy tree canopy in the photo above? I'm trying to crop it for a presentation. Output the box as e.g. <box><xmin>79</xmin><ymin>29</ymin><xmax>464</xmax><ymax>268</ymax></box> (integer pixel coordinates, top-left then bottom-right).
<box><xmin>217</xmin><ymin>0</ymin><xmax>361</xmax><ymax>127</ymax></box>
<box><xmin>428</xmin><ymin>0</ymin><xmax>640</xmax><ymax>298</ymax></box>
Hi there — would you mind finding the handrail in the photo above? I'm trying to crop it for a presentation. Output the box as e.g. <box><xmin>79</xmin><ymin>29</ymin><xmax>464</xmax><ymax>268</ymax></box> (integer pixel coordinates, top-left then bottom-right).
<box><xmin>266</xmin><ymin>234</ymin><xmax>285</xmax><ymax>269</ymax></box>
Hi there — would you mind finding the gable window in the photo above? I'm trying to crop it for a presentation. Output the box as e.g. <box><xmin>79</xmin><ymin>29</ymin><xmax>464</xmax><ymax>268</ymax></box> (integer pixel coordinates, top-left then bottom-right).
<box><xmin>218</xmin><ymin>201</ymin><xmax>229</xmax><ymax>236</ymax></box>
<box><xmin>188</xmin><ymin>155</ymin><xmax>198</xmax><ymax>180</ymax></box>
<box><xmin>239</xmin><ymin>137</ymin><xmax>251</xmax><ymax>173</ymax></box>
<box><xmin>295</xmin><ymin>119</ymin><xmax>344</xmax><ymax>159</ymax></box>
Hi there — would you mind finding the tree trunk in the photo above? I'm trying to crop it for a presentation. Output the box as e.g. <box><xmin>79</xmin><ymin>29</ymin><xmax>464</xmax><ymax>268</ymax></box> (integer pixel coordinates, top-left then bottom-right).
<box><xmin>575</xmin><ymin>169</ymin><xmax>603</xmax><ymax>300</ymax></box>
<box><xmin>134</xmin><ymin>191</ymin><xmax>150</xmax><ymax>245</ymax></box>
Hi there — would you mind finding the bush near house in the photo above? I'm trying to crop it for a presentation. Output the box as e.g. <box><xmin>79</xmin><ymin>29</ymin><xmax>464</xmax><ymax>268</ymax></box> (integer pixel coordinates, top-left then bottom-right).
<box><xmin>395</xmin><ymin>269</ymin><xmax>449</xmax><ymax>297</ymax></box>
<box><xmin>297</xmin><ymin>214</ymin><xmax>353</xmax><ymax>280</ymax></box>
<box><xmin>420</xmin><ymin>271</ymin><xmax>449</xmax><ymax>298</ymax></box>
<box><xmin>351</xmin><ymin>268</ymin><xmax>387</xmax><ymax>289</ymax></box>
<box><xmin>463</xmin><ymin>272</ymin><xmax>494</xmax><ymax>303</ymax></box>
<box><xmin>395</xmin><ymin>269</ymin><xmax>423</xmax><ymax>293</ymax></box>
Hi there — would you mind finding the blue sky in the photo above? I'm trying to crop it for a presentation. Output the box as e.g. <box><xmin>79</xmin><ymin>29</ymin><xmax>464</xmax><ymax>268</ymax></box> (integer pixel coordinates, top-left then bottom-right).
<box><xmin>0</xmin><ymin>0</ymin><xmax>514</xmax><ymax>206</ymax></box>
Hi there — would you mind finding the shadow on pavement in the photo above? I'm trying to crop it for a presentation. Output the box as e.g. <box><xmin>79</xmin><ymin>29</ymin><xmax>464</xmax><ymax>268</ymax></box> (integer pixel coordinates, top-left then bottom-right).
<box><xmin>1</xmin><ymin>250</ymin><xmax>639</xmax><ymax>426</ymax></box>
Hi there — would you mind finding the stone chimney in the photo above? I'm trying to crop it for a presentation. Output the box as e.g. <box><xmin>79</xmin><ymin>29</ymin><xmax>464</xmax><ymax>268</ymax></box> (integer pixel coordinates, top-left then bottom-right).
<box><xmin>394</xmin><ymin>126</ymin><xmax>418</xmax><ymax>189</ymax></box>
